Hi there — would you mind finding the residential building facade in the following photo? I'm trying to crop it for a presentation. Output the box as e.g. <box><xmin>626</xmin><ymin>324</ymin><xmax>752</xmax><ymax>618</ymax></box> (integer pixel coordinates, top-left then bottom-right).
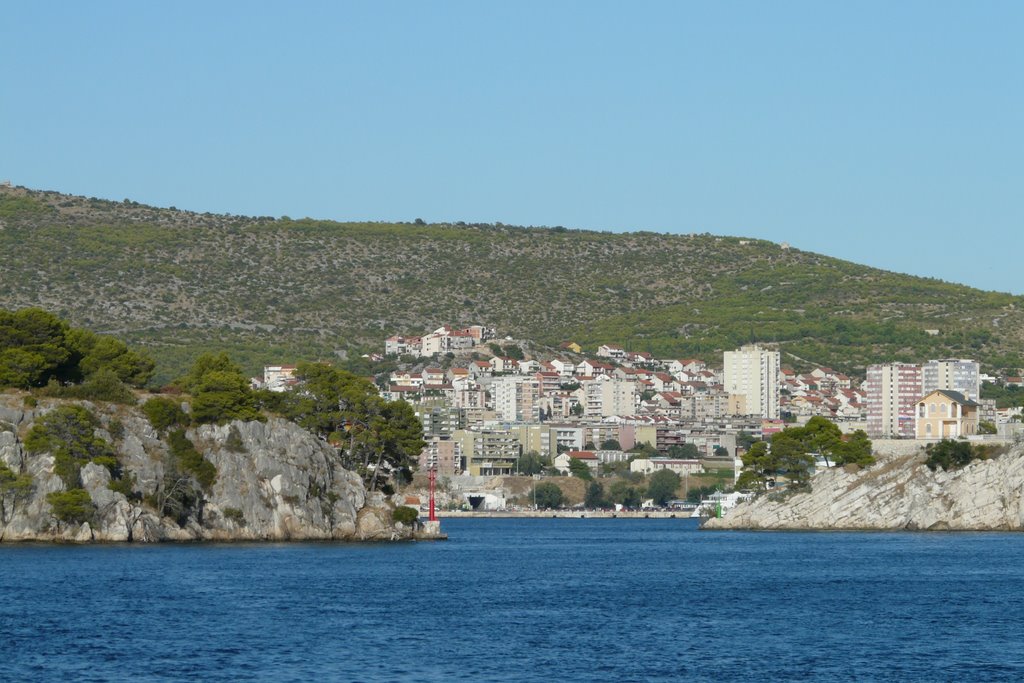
<box><xmin>866</xmin><ymin>363</ymin><xmax>922</xmax><ymax>438</ymax></box>
<box><xmin>723</xmin><ymin>344</ymin><xmax>780</xmax><ymax>419</ymax></box>
<box><xmin>922</xmin><ymin>359</ymin><xmax>981</xmax><ymax>403</ymax></box>
<box><xmin>914</xmin><ymin>390</ymin><xmax>979</xmax><ymax>439</ymax></box>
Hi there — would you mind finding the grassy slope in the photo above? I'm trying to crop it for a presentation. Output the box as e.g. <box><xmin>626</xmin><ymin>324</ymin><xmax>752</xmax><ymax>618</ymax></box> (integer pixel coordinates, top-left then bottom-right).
<box><xmin>1</xmin><ymin>186</ymin><xmax>1021</xmax><ymax>383</ymax></box>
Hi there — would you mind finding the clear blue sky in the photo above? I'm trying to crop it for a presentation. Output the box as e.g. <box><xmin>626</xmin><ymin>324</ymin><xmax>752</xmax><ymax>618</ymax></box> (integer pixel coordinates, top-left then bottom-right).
<box><xmin>3</xmin><ymin>2</ymin><xmax>1021</xmax><ymax>293</ymax></box>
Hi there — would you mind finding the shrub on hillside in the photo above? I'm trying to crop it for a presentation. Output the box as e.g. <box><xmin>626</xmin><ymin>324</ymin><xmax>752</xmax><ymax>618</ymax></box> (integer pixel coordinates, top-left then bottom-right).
<box><xmin>143</xmin><ymin>396</ymin><xmax>190</xmax><ymax>432</ymax></box>
<box><xmin>24</xmin><ymin>405</ymin><xmax>115</xmax><ymax>488</ymax></box>
<box><xmin>167</xmin><ymin>428</ymin><xmax>216</xmax><ymax>490</ymax></box>
<box><xmin>925</xmin><ymin>439</ymin><xmax>977</xmax><ymax>472</ymax></box>
<box><xmin>41</xmin><ymin>368</ymin><xmax>136</xmax><ymax>404</ymax></box>
<box><xmin>392</xmin><ymin>506</ymin><xmax>419</xmax><ymax>526</ymax></box>
<box><xmin>47</xmin><ymin>488</ymin><xmax>95</xmax><ymax>525</ymax></box>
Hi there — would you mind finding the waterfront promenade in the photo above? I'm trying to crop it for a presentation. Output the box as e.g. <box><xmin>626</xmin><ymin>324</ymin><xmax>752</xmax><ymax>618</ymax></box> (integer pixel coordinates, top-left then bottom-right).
<box><xmin>435</xmin><ymin>509</ymin><xmax>694</xmax><ymax>519</ymax></box>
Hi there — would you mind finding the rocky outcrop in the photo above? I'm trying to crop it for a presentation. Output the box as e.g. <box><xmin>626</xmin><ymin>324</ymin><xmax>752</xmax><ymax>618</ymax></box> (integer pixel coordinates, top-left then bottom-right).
<box><xmin>0</xmin><ymin>395</ymin><xmax>421</xmax><ymax>542</ymax></box>
<box><xmin>704</xmin><ymin>443</ymin><xmax>1024</xmax><ymax>531</ymax></box>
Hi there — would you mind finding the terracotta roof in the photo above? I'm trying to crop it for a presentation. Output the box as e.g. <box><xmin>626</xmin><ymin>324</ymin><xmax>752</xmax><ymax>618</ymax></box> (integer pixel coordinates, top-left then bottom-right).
<box><xmin>567</xmin><ymin>450</ymin><xmax>598</xmax><ymax>460</ymax></box>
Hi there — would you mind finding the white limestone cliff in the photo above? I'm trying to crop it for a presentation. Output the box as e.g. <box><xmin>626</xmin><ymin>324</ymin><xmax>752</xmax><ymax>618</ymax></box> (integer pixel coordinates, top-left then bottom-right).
<box><xmin>0</xmin><ymin>396</ymin><xmax>416</xmax><ymax>542</ymax></box>
<box><xmin>704</xmin><ymin>443</ymin><xmax>1024</xmax><ymax>531</ymax></box>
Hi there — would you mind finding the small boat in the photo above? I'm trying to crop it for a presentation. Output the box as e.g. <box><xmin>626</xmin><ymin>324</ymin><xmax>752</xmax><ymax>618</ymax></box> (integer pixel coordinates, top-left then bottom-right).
<box><xmin>691</xmin><ymin>490</ymin><xmax>754</xmax><ymax>518</ymax></box>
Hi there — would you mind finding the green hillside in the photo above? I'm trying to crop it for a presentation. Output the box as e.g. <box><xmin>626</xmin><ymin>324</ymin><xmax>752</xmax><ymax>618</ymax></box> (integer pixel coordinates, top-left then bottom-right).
<box><xmin>1</xmin><ymin>185</ymin><xmax>1021</xmax><ymax>383</ymax></box>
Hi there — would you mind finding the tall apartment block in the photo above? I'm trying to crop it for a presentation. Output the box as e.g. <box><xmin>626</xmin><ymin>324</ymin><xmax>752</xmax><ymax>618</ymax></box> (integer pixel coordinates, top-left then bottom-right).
<box><xmin>723</xmin><ymin>344</ymin><xmax>780</xmax><ymax>419</ymax></box>
<box><xmin>923</xmin><ymin>359</ymin><xmax>981</xmax><ymax>402</ymax></box>
<box><xmin>491</xmin><ymin>376</ymin><xmax>541</xmax><ymax>423</ymax></box>
<box><xmin>865</xmin><ymin>363</ymin><xmax>922</xmax><ymax>438</ymax></box>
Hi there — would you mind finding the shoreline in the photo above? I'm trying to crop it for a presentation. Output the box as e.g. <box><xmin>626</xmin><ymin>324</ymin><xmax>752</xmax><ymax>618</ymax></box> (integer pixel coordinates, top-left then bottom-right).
<box><xmin>435</xmin><ymin>510</ymin><xmax>694</xmax><ymax>519</ymax></box>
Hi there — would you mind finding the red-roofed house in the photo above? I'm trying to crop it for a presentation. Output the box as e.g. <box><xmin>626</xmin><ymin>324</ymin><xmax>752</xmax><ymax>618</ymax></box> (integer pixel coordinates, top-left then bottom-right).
<box><xmin>553</xmin><ymin>450</ymin><xmax>600</xmax><ymax>474</ymax></box>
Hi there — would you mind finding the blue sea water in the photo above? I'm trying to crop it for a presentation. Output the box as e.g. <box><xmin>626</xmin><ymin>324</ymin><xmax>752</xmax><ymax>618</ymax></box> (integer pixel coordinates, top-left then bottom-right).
<box><xmin>2</xmin><ymin>518</ymin><xmax>1024</xmax><ymax>682</ymax></box>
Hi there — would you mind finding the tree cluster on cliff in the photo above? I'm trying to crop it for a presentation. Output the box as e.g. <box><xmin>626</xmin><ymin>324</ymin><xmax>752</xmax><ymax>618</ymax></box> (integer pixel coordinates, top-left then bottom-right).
<box><xmin>737</xmin><ymin>417</ymin><xmax>874</xmax><ymax>492</ymax></box>
<box><xmin>260</xmin><ymin>361</ymin><xmax>425</xmax><ymax>493</ymax></box>
<box><xmin>924</xmin><ymin>439</ymin><xmax>1000</xmax><ymax>472</ymax></box>
<box><xmin>0</xmin><ymin>307</ymin><xmax>153</xmax><ymax>399</ymax></box>
<box><xmin>174</xmin><ymin>352</ymin><xmax>263</xmax><ymax>424</ymax></box>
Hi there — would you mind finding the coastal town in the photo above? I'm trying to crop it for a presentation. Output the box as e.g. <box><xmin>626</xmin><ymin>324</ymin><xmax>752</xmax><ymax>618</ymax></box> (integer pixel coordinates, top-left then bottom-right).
<box><xmin>252</xmin><ymin>323</ymin><xmax>1024</xmax><ymax>511</ymax></box>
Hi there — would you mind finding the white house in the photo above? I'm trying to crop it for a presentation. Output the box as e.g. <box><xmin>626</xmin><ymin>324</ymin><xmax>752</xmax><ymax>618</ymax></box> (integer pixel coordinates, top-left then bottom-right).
<box><xmin>550</xmin><ymin>359</ymin><xmax>576</xmax><ymax>380</ymax></box>
<box><xmin>597</xmin><ymin>344</ymin><xmax>626</xmax><ymax>359</ymax></box>
<box><xmin>629</xmin><ymin>458</ymin><xmax>703</xmax><ymax>476</ymax></box>
<box><xmin>553</xmin><ymin>450</ymin><xmax>600</xmax><ymax>475</ymax></box>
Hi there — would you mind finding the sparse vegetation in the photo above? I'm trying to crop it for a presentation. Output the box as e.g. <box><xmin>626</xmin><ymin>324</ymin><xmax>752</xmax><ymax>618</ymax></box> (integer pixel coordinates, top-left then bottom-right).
<box><xmin>167</xmin><ymin>428</ymin><xmax>217</xmax><ymax>490</ymax></box>
<box><xmin>1</xmin><ymin>185</ymin><xmax>1021</xmax><ymax>384</ymax></box>
<box><xmin>222</xmin><ymin>507</ymin><xmax>245</xmax><ymax>525</ymax></box>
<box><xmin>224</xmin><ymin>425</ymin><xmax>246</xmax><ymax>452</ymax></box>
<box><xmin>0</xmin><ymin>464</ymin><xmax>33</xmax><ymax>523</ymax></box>
<box><xmin>24</xmin><ymin>405</ymin><xmax>116</xmax><ymax>488</ymax></box>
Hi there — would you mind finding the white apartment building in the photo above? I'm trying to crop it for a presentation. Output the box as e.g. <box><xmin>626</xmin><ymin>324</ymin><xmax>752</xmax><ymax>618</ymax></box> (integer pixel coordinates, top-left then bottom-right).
<box><xmin>723</xmin><ymin>345</ymin><xmax>780</xmax><ymax>419</ymax></box>
<box><xmin>580</xmin><ymin>377</ymin><xmax>637</xmax><ymax>418</ymax></box>
<box><xmin>923</xmin><ymin>359</ymin><xmax>981</xmax><ymax>402</ymax></box>
<box><xmin>865</xmin><ymin>363</ymin><xmax>922</xmax><ymax>438</ymax></box>
<box><xmin>549</xmin><ymin>424</ymin><xmax>585</xmax><ymax>451</ymax></box>
<box><xmin>491</xmin><ymin>376</ymin><xmax>541</xmax><ymax>422</ymax></box>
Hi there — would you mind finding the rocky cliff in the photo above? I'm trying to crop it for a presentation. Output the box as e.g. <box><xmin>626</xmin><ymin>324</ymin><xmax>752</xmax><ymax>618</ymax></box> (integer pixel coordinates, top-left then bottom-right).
<box><xmin>704</xmin><ymin>443</ymin><xmax>1024</xmax><ymax>531</ymax></box>
<box><xmin>0</xmin><ymin>395</ymin><xmax>419</xmax><ymax>542</ymax></box>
